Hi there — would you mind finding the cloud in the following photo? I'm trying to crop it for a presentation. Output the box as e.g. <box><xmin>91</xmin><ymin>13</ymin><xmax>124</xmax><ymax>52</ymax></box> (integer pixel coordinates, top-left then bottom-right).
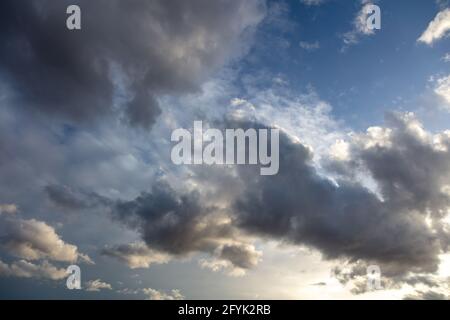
<box><xmin>299</xmin><ymin>41</ymin><xmax>320</xmax><ymax>51</ymax></box>
<box><xmin>101</xmin><ymin>242</ymin><xmax>171</xmax><ymax>269</ymax></box>
<box><xmin>199</xmin><ymin>243</ymin><xmax>262</xmax><ymax>277</ymax></box>
<box><xmin>404</xmin><ymin>290</ymin><xmax>448</xmax><ymax>300</ymax></box>
<box><xmin>104</xmin><ymin>110</ymin><xmax>449</xmax><ymax>284</ymax></box>
<box><xmin>331</xmin><ymin>260</ymin><xmax>447</xmax><ymax>294</ymax></box>
<box><xmin>226</xmin><ymin>89</ymin><xmax>344</xmax><ymax>163</ymax></box>
<box><xmin>85</xmin><ymin>279</ymin><xmax>113</xmax><ymax>292</ymax></box>
<box><xmin>0</xmin><ymin>215</ymin><xmax>92</xmax><ymax>263</ymax></box>
<box><xmin>300</xmin><ymin>0</ymin><xmax>325</xmax><ymax>6</ymax></box>
<box><xmin>230</xmin><ymin>113</ymin><xmax>450</xmax><ymax>282</ymax></box>
<box><xmin>2</xmin><ymin>0</ymin><xmax>449</xmax><ymax>300</ymax></box>
<box><xmin>60</xmin><ymin>171</ymin><xmax>263</xmax><ymax>274</ymax></box>
<box><xmin>218</xmin><ymin>244</ymin><xmax>261</xmax><ymax>270</ymax></box>
<box><xmin>434</xmin><ymin>74</ymin><xmax>450</xmax><ymax>110</ymax></box>
<box><xmin>0</xmin><ymin>204</ymin><xmax>17</xmax><ymax>215</ymax></box>
<box><xmin>0</xmin><ymin>0</ymin><xmax>265</xmax><ymax>129</ymax></box>
<box><xmin>142</xmin><ymin>288</ymin><xmax>184</xmax><ymax>300</ymax></box>
<box><xmin>45</xmin><ymin>184</ymin><xmax>110</xmax><ymax>211</ymax></box>
<box><xmin>418</xmin><ymin>8</ymin><xmax>450</xmax><ymax>45</ymax></box>
<box><xmin>0</xmin><ymin>259</ymin><xmax>67</xmax><ymax>280</ymax></box>
<box><xmin>56</xmin><ymin>109</ymin><xmax>450</xmax><ymax>288</ymax></box>
<box><xmin>342</xmin><ymin>2</ymin><xmax>378</xmax><ymax>48</ymax></box>
<box><xmin>110</xmin><ymin>182</ymin><xmax>261</xmax><ymax>272</ymax></box>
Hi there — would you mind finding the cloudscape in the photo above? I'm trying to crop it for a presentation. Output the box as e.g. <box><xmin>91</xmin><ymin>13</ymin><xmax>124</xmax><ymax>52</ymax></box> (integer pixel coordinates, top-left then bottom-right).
<box><xmin>1</xmin><ymin>0</ymin><xmax>450</xmax><ymax>300</ymax></box>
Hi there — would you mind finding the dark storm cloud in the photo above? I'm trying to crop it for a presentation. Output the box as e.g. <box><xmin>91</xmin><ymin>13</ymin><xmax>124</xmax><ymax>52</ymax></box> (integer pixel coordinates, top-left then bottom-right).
<box><xmin>0</xmin><ymin>0</ymin><xmax>265</xmax><ymax>128</ymax></box>
<box><xmin>311</xmin><ymin>282</ymin><xmax>327</xmax><ymax>286</ymax></box>
<box><xmin>229</xmin><ymin>114</ymin><xmax>449</xmax><ymax>278</ymax></box>
<box><xmin>45</xmin><ymin>184</ymin><xmax>110</xmax><ymax>211</ymax></box>
<box><xmin>91</xmin><ymin>114</ymin><xmax>447</xmax><ymax>278</ymax></box>
<box><xmin>65</xmin><ymin>181</ymin><xmax>260</xmax><ymax>271</ymax></box>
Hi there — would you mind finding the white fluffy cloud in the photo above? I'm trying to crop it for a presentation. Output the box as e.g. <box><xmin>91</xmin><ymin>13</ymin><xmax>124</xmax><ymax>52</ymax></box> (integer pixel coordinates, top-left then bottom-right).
<box><xmin>199</xmin><ymin>243</ymin><xmax>262</xmax><ymax>277</ymax></box>
<box><xmin>418</xmin><ymin>8</ymin><xmax>450</xmax><ymax>45</ymax></box>
<box><xmin>85</xmin><ymin>279</ymin><xmax>113</xmax><ymax>292</ymax></box>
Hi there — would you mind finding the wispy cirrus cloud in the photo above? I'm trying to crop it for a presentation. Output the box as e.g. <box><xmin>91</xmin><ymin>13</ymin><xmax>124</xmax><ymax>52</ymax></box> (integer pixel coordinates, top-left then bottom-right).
<box><xmin>85</xmin><ymin>279</ymin><xmax>113</xmax><ymax>292</ymax></box>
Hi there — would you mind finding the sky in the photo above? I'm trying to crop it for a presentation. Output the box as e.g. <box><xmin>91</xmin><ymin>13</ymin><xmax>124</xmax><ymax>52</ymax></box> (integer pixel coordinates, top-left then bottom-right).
<box><xmin>1</xmin><ymin>0</ymin><xmax>450</xmax><ymax>300</ymax></box>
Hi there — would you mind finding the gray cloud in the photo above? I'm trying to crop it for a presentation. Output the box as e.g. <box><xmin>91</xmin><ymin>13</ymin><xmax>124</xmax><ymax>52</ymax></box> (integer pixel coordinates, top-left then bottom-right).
<box><xmin>331</xmin><ymin>260</ymin><xmax>443</xmax><ymax>294</ymax></box>
<box><xmin>45</xmin><ymin>184</ymin><xmax>110</xmax><ymax>211</ymax></box>
<box><xmin>300</xmin><ymin>0</ymin><xmax>326</xmax><ymax>6</ymax></box>
<box><xmin>109</xmin><ymin>182</ymin><xmax>260</xmax><ymax>272</ymax></box>
<box><xmin>0</xmin><ymin>0</ymin><xmax>265</xmax><ymax>128</ymax></box>
<box><xmin>114</xmin><ymin>183</ymin><xmax>224</xmax><ymax>255</ymax></box>
<box><xmin>85</xmin><ymin>279</ymin><xmax>113</xmax><ymax>292</ymax></box>
<box><xmin>404</xmin><ymin>290</ymin><xmax>448</xmax><ymax>300</ymax></box>
<box><xmin>43</xmin><ymin>113</ymin><xmax>450</xmax><ymax>287</ymax></box>
<box><xmin>45</xmin><ymin>180</ymin><xmax>261</xmax><ymax>272</ymax></box>
<box><xmin>0</xmin><ymin>259</ymin><xmax>67</xmax><ymax>280</ymax></box>
<box><xmin>0</xmin><ymin>204</ymin><xmax>17</xmax><ymax>215</ymax></box>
